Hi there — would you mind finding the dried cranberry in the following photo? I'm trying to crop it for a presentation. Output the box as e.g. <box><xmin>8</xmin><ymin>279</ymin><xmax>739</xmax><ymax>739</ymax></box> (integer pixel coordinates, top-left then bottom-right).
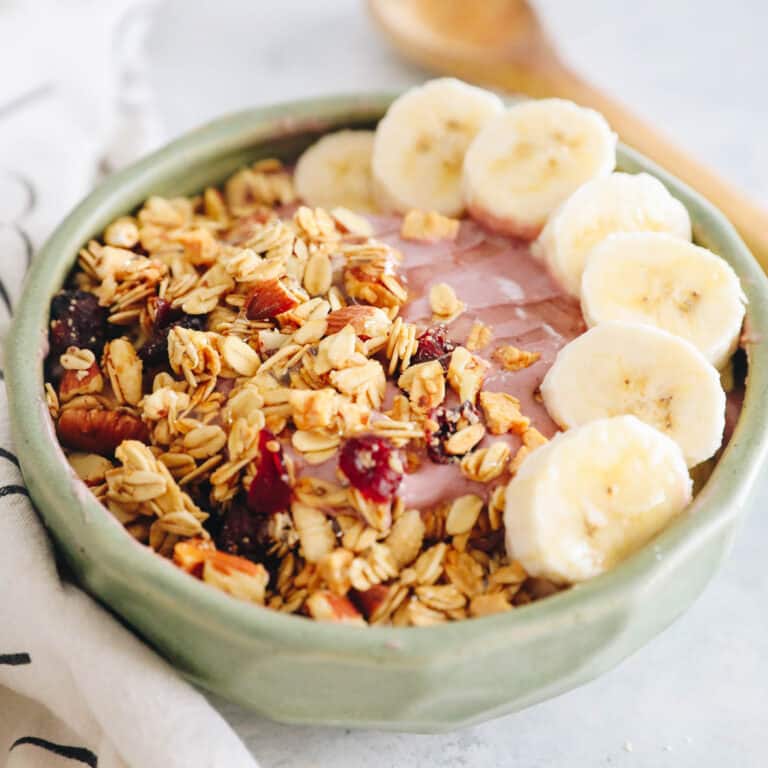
<box><xmin>138</xmin><ymin>298</ymin><xmax>206</xmax><ymax>367</ymax></box>
<box><xmin>246</xmin><ymin>430</ymin><xmax>292</xmax><ymax>515</ymax></box>
<box><xmin>426</xmin><ymin>401</ymin><xmax>480</xmax><ymax>464</ymax></box>
<box><xmin>215</xmin><ymin>501</ymin><xmax>270</xmax><ymax>561</ymax></box>
<box><xmin>49</xmin><ymin>290</ymin><xmax>108</xmax><ymax>356</ymax></box>
<box><xmin>412</xmin><ymin>324</ymin><xmax>455</xmax><ymax>369</ymax></box>
<box><xmin>339</xmin><ymin>435</ymin><xmax>403</xmax><ymax>503</ymax></box>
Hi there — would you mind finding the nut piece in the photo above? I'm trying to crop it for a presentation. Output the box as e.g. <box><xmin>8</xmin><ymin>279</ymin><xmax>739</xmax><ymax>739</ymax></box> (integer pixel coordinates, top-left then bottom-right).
<box><xmin>306</xmin><ymin>590</ymin><xmax>365</xmax><ymax>625</ymax></box>
<box><xmin>479</xmin><ymin>391</ymin><xmax>530</xmax><ymax>435</ymax></box>
<box><xmin>429</xmin><ymin>282</ymin><xmax>465</xmax><ymax>322</ymax></box>
<box><xmin>318</xmin><ymin>548</ymin><xmax>354</xmax><ymax>595</ymax></box>
<box><xmin>245</xmin><ymin>278</ymin><xmax>301</xmax><ymax>321</ymax></box>
<box><xmin>325</xmin><ymin>305</ymin><xmax>391</xmax><ymax>338</ymax></box>
<box><xmin>59</xmin><ymin>362</ymin><xmax>103</xmax><ymax>402</ymax></box>
<box><xmin>289</xmin><ymin>388</ymin><xmax>338</xmax><ymax>430</ymax></box>
<box><xmin>466</xmin><ymin>321</ymin><xmax>493</xmax><ymax>352</ymax></box>
<box><xmin>398</xmin><ymin>360</ymin><xmax>445</xmax><ymax>413</ymax></box>
<box><xmin>401</xmin><ymin>210</ymin><xmax>460</xmax><ymax>242</ymax></box>
<box><xmin>103</xmin><ymin>338</ymin><xmax>143</xmax><ymax>406</ymax></box>
<box><xmin>447</xmin><ymin>346</ymin><xmax>489</xmax><ymax>404</ymax></box>
<box><xmin>57</xmin><ymin>409</ymin><xmax>149</xmax><ymax>455</ymax></box>
<box><xmin>104</xmin><ymin>216</ymin><xmax>140</xmax><ymax>249</ymax></box>
<box><xmin>202</xmin><ymin>553</ymin><xmax>269</xmax><ymax>604</ymax></box>
<box><xmin>445</xmin><ymin>494</ymin><xmax>483</xmax><ymax>535</ymax></box>
<box><xmin>67</xmin><ymin>452</ymin><xmax>114</xmax><ymax>486</ymax></box>
<box><xmin>493</xmin><ymin>345</ymin><xmax>541</xmax><ymax>371</ymax></box>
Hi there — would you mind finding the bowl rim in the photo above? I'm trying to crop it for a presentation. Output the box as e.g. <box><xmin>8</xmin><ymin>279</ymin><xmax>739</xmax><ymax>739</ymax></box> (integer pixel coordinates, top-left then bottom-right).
<box><xmin>8</xmin><ymin>93</ymin><xmax>768</xmax><ymax>660</ymax></box>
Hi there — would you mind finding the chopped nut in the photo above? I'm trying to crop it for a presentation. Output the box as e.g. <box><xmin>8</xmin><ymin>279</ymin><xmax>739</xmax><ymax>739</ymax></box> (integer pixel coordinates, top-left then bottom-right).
<box><xmin>68</xmin><ymin>452</ymin><xmax>114</xmax><ymax>486</ymax></box>
<box><xmin>401</xmin><ymin>210</ymin><xmax>460</xmax><ymax>242</ymax></box>
<box><xmin>445</xmin><ymin>494</ymin><xmax>483</xmax><ymax>535</ymax></box>
<box><xmin>398</xmin><ymin>360</ymin><xmax>445</xmax><ymax>412</ymax></box>
<box><xmin>289</xmin><ymin>388</ymin><xmax>338</xmax><ymax>430</ymax></box>
<box><xmin>202</xmin><ymin>554</ymin><xmax>269</xmax><ymax>604</ymax></box>
<box><xmin>104</xmin><ymin>216</ymin><xmax>139</xmax><ymax>249</ymax></box>
<box><xmin>318</xmin><ymin>548</ymin><xmax>354</xmax><ymax>595</ymax></box>
<box><xmin>479</xmin><ymin>391</ymin><xmax>530</xmax><ymax>435</ymax></box>
<box><xmin>326</xmin><ymin>305</ymin><xmax>391</xmax><ymax>338</ymax></box>
<box><xmin>493</xmin><ymin>345</ymin><xmax>541</xmax><ymax>371</ymax></box>
<box><xmin>466</xmin><ymin>320</ymin><xmax>493</xmax><ymax>351</ymax></box>
<box><xmin>59</xmin><ymin>362</ymin><xmax>103</xmax><ymax>402</ymax></box>
<box><xmin>447</xmin><ymin>346</ymin><xmax>489</xmax><ymax>404</ymax></box>
<box><xmin>306</xmin><ymin>591</ymin><xmax>365</xmax><ymax>625</ymax></box>
<box><xmin>429</xmin><ymin>282</ymin><xmax>465</xmax><ymax>322</ymax></box>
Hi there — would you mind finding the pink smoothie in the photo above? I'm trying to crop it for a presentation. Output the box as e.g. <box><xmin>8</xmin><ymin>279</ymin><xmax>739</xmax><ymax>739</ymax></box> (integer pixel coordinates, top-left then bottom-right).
<box><xmin>289</xmin><ymin>216</ymin><xmax>585</xmax><ymax>511</ymax></box>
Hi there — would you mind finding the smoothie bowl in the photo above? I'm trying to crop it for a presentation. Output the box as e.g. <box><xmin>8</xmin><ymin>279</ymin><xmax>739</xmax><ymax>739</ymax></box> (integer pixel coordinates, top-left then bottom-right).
<box><xmin>8</xmin><ymin>81</ymin><xmax>768</xmax><ymax>731</ymax></box>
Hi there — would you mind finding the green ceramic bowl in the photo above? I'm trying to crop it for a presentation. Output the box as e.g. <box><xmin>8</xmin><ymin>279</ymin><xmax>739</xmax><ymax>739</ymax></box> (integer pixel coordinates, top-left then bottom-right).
<box><xmin>8</xmin><ymin>95</ymin><xmax>768</xmax><ymax>733</ymax></box>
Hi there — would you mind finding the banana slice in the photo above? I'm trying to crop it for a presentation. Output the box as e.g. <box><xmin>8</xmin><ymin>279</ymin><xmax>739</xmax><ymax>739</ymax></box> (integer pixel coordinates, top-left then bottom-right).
<box><xmin>462</xmin><ymin>99</ymin><xmax>616</xmax><ymax>239</ymax></box>
<box><xmin>504</xmin><ymin>415</ymin><xmax>692</xmax><ymax>584</ymax></box>
<box><xmin>294</xmin><ymin>130</ymin><xmax>376</xmax><ymax>212</ymax></box>
<box><xmin>540</xmin><ymin>321</ymin><xmax>725</xmax><ymax>467</ymax></box>
<box><xmin>581</xmin><ymin>233</ymin><xmax>746</xmax><ymax>368</ymax></box>
<box><xmin>533</xmin><ymin>172</ymin><xmax>692</xmax><ymax>297</ymax></box>
<box><xmin>372</xmin><ymin>78</ymin><xmax>503</xmax><ymax>216</ymax></box>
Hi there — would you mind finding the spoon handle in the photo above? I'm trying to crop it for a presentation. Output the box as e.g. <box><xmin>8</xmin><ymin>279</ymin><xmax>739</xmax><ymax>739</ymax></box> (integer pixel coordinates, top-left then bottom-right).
<box><xmin>521</xmin><ymin>65</ymin><xmax>768</xmax><ymax>268</ymax></box>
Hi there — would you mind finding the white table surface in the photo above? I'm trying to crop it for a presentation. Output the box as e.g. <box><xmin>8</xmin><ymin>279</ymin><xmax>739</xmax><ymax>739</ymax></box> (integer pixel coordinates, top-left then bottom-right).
<box><xmin>148</xmin><ymin>3</ymin><xmax>768</xmax><ymax>766</ymax></box>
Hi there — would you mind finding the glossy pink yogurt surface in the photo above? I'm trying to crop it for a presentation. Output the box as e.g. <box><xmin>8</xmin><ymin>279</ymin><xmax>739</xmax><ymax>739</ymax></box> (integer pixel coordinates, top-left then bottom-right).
<box><xmin>288</xmin><ymin>215</ymin><xmax>585</xmax><ymax>510</ymax></box>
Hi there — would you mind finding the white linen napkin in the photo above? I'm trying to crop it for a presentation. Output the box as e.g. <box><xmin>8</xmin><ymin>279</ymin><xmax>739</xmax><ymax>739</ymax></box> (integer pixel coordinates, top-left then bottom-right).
<box><xmin>0</xmin><ymin>2</ymin><xmax>258</xmax><ymax>766</ymax></box>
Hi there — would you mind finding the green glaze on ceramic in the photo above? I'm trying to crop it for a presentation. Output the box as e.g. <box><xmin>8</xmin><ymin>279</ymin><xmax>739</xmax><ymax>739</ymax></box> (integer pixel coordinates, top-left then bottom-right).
<box><xmin>7</xmin><ymin>95</ymin><xmax>768</xmax><ymax>733</ymax></box>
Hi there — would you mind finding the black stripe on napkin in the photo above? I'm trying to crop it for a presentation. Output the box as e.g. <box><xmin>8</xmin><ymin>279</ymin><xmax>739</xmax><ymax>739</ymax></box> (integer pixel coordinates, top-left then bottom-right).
<box><xmin>0</xmin><ymin>278</ymin><xmax>12</xmax><ymax>316</ymax></box>
<box><xmin>0</xmin><ymin>447</ymin><xmax>20</xmax><ymax>467</ymax></box>
<box><xmin>0</xmin><ymin>484</ymin><xmax>28</xmax><ymax>498</ymax></box>
<box><xmin>0</xmin><ymin>653</ymin><xmax>31</xmax><ymax>665</ymax></box>
<box><xmin>10</xmin><ymin>737</ymin><xmax>97</xmax><ymax>767</ymax></box>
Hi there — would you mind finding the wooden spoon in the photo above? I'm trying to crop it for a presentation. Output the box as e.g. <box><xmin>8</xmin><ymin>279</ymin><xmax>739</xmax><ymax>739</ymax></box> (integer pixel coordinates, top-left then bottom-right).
<box><xmin>369</xmin><ymin>0</ymin><xmax>768</xmax><ymax>268</ymax></box>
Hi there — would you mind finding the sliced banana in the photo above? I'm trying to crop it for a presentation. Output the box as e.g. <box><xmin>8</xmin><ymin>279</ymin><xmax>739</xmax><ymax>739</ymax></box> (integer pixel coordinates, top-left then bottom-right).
<box><xmin>540</xmin><ymin>321</ymin><xmax>725</xmax><ymax>467</ymax></box>
<box><xmin>294</xmin><ymin>130</ymin><xmax>376</xmax><ymax>212</ymax></box>
<box><xmin>504</xmin><ymin>415</ymin><xmax>692</xmax><ymax>584</ymax></box>
<box><xmin>533</xmin><ymin>172</ymin><xmax>692</xmax><ymax>297</ymax></box>
<box><xmin>462</xmin><ymin>99</ymin><xmax>616</xmax><ymax>239</ymax></box>
<box><xmin>372</xmin><ymin>78</ymin><xmax>503</xmax><ymax>216</ymax></box>
<box><xmin>581</xmin><ymin>232</ymin><xmax>746</xmax><ymax>368</ymax></box>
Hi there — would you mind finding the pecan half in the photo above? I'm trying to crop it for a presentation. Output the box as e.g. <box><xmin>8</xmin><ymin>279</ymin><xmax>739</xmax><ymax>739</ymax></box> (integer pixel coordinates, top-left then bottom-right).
<box><xmin>57</xmin><ymin>408</ymin><xmax>149</xmax><ymax>455</ymax></box>
<box><xmin>59</xmin><ymin>362</ymin><xmax>103</xmax><ymax>403</ymax></box>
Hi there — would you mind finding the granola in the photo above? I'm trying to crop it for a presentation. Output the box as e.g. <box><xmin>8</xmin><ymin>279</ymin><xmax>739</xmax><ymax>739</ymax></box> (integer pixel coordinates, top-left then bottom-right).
<box><xmin>45</xmin><ymin>158</ymin><xmax>584</xmax><ymax>627</ymax></box>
